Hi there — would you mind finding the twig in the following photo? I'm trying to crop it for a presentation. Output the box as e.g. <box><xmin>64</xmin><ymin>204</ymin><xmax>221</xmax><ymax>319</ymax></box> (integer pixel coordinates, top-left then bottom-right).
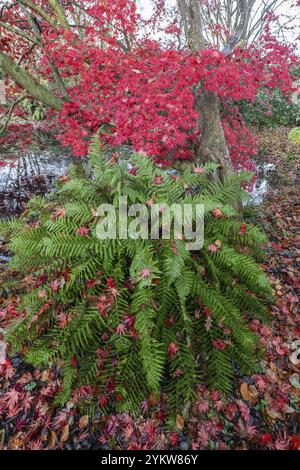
<box><xmin>0</xmin><ymin>93</ymin><xmax>28</xmax><ymax>135</ymax></box>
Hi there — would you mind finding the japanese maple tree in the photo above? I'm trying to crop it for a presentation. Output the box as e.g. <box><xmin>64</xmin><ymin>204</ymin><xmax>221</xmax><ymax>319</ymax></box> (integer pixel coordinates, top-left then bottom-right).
<box><xmin>0</xmin><ymin>0</ymin><xmax>299</xmax><ymax>176</ymax></box>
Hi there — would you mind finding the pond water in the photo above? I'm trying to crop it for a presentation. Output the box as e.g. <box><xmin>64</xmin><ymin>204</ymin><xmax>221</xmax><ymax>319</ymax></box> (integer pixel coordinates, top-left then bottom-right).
<box><xmin>0</xmin><ymin>147</ymin><xmax>71</xmax><ymax>219</ymax></box>
<box><xmin>0</xmin><ymin>146</ymin><xmax>277</xmax><ymax>220</ymax></box>
<box><xmin>251</xmin><ymin>162</ymin><xmax>277</xmax><ymax>204</ymax></box>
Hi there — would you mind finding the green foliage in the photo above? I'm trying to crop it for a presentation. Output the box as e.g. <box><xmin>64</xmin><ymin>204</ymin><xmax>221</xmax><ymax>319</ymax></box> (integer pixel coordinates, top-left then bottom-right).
<box><xmin>240</xmin><ymin>88</ymin><xmax>300</xmax><ymax>127</ymax></box>
<box><xmin>288</xmin><ymin>127</ymin><xmax>300</xmax><ymax>143</ymax></box>
<box><xmin>22</xmin><ymin>98</ymin><xmax>45</xmax><ymax>121</ymax></box>
<box><xmin>0</xmin><ymin>137</ymin><xmax>273</xmax><ymax>417</ymax></box>
<box><xmin>291</xmin><ymin>66</ymin><xmax>300</xmax><ymax>79</ymax></box>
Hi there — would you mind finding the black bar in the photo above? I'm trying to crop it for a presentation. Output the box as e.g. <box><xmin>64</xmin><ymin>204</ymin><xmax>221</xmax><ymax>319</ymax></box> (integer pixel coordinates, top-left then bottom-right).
<box><xmin>0</xmin><ymin>450</ymin><xmax>299</xmax><ymax>466</ymax></box>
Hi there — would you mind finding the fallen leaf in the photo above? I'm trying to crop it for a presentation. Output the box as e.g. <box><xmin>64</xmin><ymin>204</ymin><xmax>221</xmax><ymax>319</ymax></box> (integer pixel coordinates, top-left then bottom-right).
<box><xmin>289</xmin><ymin>373</ymin><xmax>300</xmax><ymax>389</ymax></box>
<box><xmin>8</xmin><ymin>432</ymin><xmax>25</xmax><ymax>450</ymax></box>
<box><xmin>265</xmin><ymin>369</ymin><xmax>278</xmax><ymax>383</ymax></box>
<box><xmin>79</xmin><ymin>415</ymin><xmax>89</xmax><ymax>429</ymax></box>
<box><xmin>265</xmin><ymin>406</ymin><xmax>283</xmax><ymax>421</ymax></box>
<box><xmin>148</xmin><ymin>393</ymin><xmax>159</xmax><ymax>407</ymax></box>
<box><xmin>60</xmin><ymin>424</ymin><xmax>69</xmax><ymax>444</ymax></box>
<box><xmin>264</xmin><ymin>391</ymin><xmax>272</xmax><ymax>403</ymax></box>
<box><xmin>284</xmin><ymin>405</ymin><xmax>295</xmax><ymax>414</ymax></box>
<box><xmin>176</xmin><ymin>415</ymin><xmax>185</xmax><ymax>430</ymax></box>
<box><xmin>41</xmin><ymin>369</ymin><xmax>50</xmax><ymax>382</ymax></box>
<box><xmin>240</xmin><ymin>383</ymin><xmax>250</xmax><ymax>401</ymax></box>
<box><xmin>204</xmin><ymin>316</ymin><xmax>213</xmax><ymax>331</ymax></box>
<box><xmin>0</xmin><ymin>429</ymin><xmax>5</xmax><ymax>451</ymax></box>
<box><xmin>248</xmin><ymin>385</ymin><xmax>259</xmax><ymax>405</ymax></box>
<box><xmin>0</xmin><ymin>341</ymin><xmax>7</xmax><ymax>365</ymax></box>
<box><xmin>48</xmin><ymin>430</ymin><xmax>57</xmax><ymax>449</ymax></box>
<box><xmin>289</xmin><ymin>350</ymin><xmax>300</xmax><ymax>366</ymax></box>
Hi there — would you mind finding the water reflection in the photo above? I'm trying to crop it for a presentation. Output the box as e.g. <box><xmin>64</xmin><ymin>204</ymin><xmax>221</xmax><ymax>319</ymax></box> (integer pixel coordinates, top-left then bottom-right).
<box><xmin>0</xmin><ymin>148</ymin><xmax>71</xmax><ymax>219</ymax></box>
<box><xmin>251</xmin><ymin>163</ymin><xmax>277</xmax><ymax>204</ymax></box>
<box><xmin>0</xmin><ymin>145</ymin><xmax>279</xmax><ymax>219</ymax></box>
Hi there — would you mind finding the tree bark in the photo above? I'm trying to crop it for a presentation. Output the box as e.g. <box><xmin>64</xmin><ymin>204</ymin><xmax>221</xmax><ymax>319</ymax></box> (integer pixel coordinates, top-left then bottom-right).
<box><xmin>17</xmin><ymin>0</ymin><xmax>57</xmax><ymax>29</ymax></box>
<box><xmin>177</xmin><ymin>1</ymin><xmax>233</xmax><ymax>179</ymax></box>
<box><xmin>47</xmin><ymin>0</ymin><xmax>71</xmax><ymax>30</ymax></box>
<box><xmin>196</xmin><ymin>90</ymin><xmax>233</xmax><ymax>179</ymax></box>
<box><xmin>176</xmin><ymin>0</ymin><xmax>206</xmax><ymax>50</ymax></box>
<box><xmin>0</xmin><ymin>50</ymin><xmax>63</xmax><ymax>111</ymax></box>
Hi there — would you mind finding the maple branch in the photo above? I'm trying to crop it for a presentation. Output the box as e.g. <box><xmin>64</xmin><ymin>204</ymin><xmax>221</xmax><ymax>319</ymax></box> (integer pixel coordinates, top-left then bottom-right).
<box><xmin>18</xmin><ymin>42</ymin><xmax>37</xmax><ymax>65</ymax></box>
<box><xmin>0</xmin><ymin>20</ymin><xmax>37</xmax><ymax>43</ymax></box>
<box><xmin>17</xmin><ymin>0</ymin><xmax>57</xmax><ymax>29</ymax></box>
<box><xmin>0</xmin><ymin>92</ymin><xmax>28</xmax><ymax>135</ymax></box>
<box><xmin>47</xmin><ymin>0</ymin><xmax>70</xmax><ymax>30</ymax></box>
<box><xmin>71</xmin><ymin>0</ymin><xmax>131</xmax><ymax>51</ymax></box>
<box><xmin>0</xmin><ymin>1</ymin><xmax>18</xmax><ymax>19</ymax></box>
<box><xmin>25</xmin><ymin>13</ymin><xmax>70</xmax><ymax>100</ymax></box>
<box><xmin>248</xmin><ymin>0</ymin><xmax>286</xmax><ymax>44</ymax></box>
<box><xmin>0</xmin><ymin>49</ymin><xmax>63</xmax><ymax>111</ymax></box>
<box><xmin>222</xmin><ymin>0</ymin><xmax>255</xmax><ymax>54</ymax></box>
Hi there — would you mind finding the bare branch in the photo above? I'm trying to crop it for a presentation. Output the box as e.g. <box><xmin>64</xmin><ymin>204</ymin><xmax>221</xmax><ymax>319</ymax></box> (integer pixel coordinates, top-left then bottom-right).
<box><xmin>0</xmin><ymin>93</ymin><xmax>29</xmax><ymax>134</ymax></box>
<box><xmin>0</xmin><ymin>20</ymin><xmax>37</xmax><ymax>43</ymax></box>
<box><xmin>222</xmin><ymin>0</ymin><xmax>255</xmax><ymax>54</ymax></box>
<box><xmin>18</xmin><ymin>42</ymin><xmax>37</xmax><ymax>65</ymax></box>
<box><xmin>17</xmin><ymin>0</ymin><xmax>57</xmax><ymax>29</ymax></box>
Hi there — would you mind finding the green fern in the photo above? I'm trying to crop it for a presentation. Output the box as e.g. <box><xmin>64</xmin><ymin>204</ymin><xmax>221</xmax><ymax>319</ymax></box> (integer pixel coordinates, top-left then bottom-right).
<box><xmin>0</xmin><ymin>136</ymin><xmax>273</xmax><ymax>418</ymax></box>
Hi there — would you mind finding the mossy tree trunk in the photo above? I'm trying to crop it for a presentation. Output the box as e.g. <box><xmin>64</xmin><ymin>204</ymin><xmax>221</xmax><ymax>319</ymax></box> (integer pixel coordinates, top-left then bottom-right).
<box><xmin>177</xmin><ymin>0</ymin><xmax>233</xmax><ymax>180</ymax></box>
<box><xmin>196</xmin><ymin>90</ymin><xmax>233</xmax><ymax>180</ymax></box>
<box><xmin>0</xmin><ymin>50</ymin><xmax>63</xmax><ymax>111</ymax></box>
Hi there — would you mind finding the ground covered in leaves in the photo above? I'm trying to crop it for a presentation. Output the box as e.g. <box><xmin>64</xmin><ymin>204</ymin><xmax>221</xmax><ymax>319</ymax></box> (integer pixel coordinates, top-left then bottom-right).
<box><xmin>0</xmin><ymin>127</ymin><xmax>299</xmax><ymax>450</ymax></box>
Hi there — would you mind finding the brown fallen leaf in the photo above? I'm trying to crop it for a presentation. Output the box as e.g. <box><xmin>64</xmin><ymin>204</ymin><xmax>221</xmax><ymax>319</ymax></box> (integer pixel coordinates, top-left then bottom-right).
<box><xmin>48</xmin><ymin>430</ymin><xmax>57</xmax><ymax>449</ymax></box>
<box><xmin>265</xmin><ymin>368</ymin><xmax>278</xmax><ymax>383</ymax></box>
<box><xmin>236</xmin><ymin>418</ymin><xmax>247</xmax><ymax>437</ymax></box>
<box><xmin>265</xmin><ymin>406</ymin><xmax>283</xmax><ymax>421</ymax></box>
<box><xmin>7</xmin><ymin>432</ymin><xmax>25</xmax><ymax>450</ymax></box>
<box><xmin>79</xmin><ymin>415</ymin><xmax>89</xmax><ymax>429</ymax></box>
<box><xmin>60</xmin><ymin>424</ymin><xmax>69</xmax><ymax>444</ymax></box>
<box><xmin>240</xmin><ymin>383</ymin><xmax>250</xmax><ymax>401</ymax></box>
<box><xmin>176</xmin><ymin>414</ymin><xmax>185</xmax><ymax>430</ymax></box>
<box><xmin>148</xmin><ymin>393</ymin><xmax>159</xmax><ymax>407</ymax></box>
<box><xmin>41</xmin><ymin>369</ymin><xmax>50</xmax><ymax>382</ymax></box>
<box><xmin>160</xmin><ymin>433</ymin><xmax>167</xmax><ymax>446</ymax></box>
<box><xmin>0</xmin><ymin>429</ymin><xmax>5</xmax><ymax>451</ymax></box>
<box><xmin>248</xmin><ymin>385</ymin><xmax>259</xmax><ymax>405</ymax></box>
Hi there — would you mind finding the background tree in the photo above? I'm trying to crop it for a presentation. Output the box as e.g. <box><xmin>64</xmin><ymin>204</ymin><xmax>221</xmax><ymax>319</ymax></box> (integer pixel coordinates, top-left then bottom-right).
<box><xmin>175</xmin><ymin>0</ymin><xmax>299</xmax><ymax>175</ymax></box>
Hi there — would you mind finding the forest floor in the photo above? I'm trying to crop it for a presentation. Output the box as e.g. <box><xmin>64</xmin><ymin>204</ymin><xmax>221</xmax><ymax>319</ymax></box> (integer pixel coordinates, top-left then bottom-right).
<box><xmin>0</xmin><ymin>127</ymin><xmax>299</xmax><ymax>450</ymax></box>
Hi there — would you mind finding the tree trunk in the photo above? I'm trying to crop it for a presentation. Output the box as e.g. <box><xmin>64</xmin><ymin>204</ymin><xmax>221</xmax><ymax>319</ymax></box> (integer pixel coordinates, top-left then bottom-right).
<box><xmin>176</xmin><ymin>1</ymin><xmax>234</xmax><ymax>179</ymax></box>
<box><xmin>196</xmin><ymin>90</ymin><xmax>233</xmax><ymax>180</ymax></box>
